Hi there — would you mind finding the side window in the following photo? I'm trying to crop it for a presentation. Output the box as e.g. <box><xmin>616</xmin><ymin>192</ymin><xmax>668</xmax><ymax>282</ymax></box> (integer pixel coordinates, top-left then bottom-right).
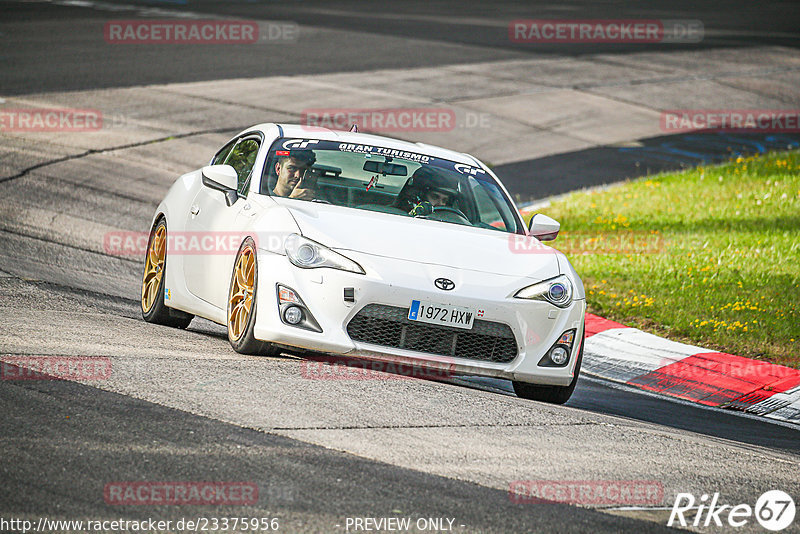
<box><xmin>225</xmin><ymin>138</ymin><xmax>261</xmax><ymax>196</ymax></box>
<box><xmin>212</xmin><ymin>139</ymin><xmax>236</xmax><ymax>166</ymax></box>
<box><xmin>472</xmin><ymin>180</ymin><xmax>513</xmax><ymax>232</ymax></box>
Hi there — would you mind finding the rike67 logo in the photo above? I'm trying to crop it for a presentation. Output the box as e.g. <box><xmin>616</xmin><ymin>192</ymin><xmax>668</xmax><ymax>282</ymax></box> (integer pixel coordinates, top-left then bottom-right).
<box><xmin>668</xmin><ymin>490</ymin><xmax>795</xmax><ymax>531</ymax></box>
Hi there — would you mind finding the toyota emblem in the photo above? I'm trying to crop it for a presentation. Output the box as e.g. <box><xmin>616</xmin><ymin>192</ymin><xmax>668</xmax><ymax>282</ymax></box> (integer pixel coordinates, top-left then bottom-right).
<box><xmin>434</xmin><ymin>278</ymin><xmax>455</xmax><ymax>291</ymax></box>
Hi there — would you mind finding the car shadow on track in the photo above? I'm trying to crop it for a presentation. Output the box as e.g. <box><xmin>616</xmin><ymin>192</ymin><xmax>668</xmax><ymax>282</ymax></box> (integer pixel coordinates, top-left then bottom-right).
<box><xmin>185</xmin><ymin>320</ymin><xmax>799</xmax><ymax>455</ymax></box>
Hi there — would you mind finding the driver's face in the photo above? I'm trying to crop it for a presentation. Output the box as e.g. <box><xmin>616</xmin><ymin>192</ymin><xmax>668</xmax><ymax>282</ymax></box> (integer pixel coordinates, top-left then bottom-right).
<box><xmin>275</xmin><ymin>157</ymin><xmax>312</xmax><ymax>196</ymax></box>
<box><xmin>423</xmin><ymin>190</ymin><xmax>452</xmax><ymax>207</ymax></box>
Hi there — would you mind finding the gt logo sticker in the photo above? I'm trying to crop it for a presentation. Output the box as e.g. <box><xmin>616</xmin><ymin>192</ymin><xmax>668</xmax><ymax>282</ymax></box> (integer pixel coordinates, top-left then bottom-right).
<box><xmin>454</xmin><ymin>163</ymin><xmax>486</xmax><ymax>176</ymax></box>
<box><xmin>282</xmin><ymin>139</ymin><xmax>319</xmax><ymax>150</ymax></box>
<box><xmin>165</xmin><ymin>288</ymin><xmax>171</xmax><ymax>300</ymax></box>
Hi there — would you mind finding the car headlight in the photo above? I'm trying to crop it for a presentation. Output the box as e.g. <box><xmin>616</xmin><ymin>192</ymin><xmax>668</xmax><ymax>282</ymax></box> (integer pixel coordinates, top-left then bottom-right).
<box><xmin>515</xmin><ymin>275</ymin><xmax>573</xmax><ymax>308</ymax></box>
<box><xmin>284</xmin><ymin>234</ymin><xmax>365</xmax><ymax>275</ymax></box>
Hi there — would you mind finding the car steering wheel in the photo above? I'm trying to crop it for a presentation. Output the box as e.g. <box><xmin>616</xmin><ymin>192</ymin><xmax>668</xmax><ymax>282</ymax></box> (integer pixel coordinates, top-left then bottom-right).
<box><xmin>430</xmin><ymin>206</ymin><xmax>470</xmax><ymax>224</ymax></box>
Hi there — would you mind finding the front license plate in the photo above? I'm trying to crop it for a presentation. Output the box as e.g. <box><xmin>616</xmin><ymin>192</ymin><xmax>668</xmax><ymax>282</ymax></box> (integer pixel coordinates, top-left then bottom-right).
<box><xmin>408</xmin><ymin>300</ymin><xmax>475</xmax><ymax>330</ymax></box>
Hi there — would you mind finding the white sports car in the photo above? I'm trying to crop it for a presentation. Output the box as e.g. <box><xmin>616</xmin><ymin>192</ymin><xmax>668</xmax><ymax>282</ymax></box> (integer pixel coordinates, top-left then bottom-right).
<box><xmin>141</xmin><ymin>123</ymin><xmax>586</xmax><ymax>403</ymax></box>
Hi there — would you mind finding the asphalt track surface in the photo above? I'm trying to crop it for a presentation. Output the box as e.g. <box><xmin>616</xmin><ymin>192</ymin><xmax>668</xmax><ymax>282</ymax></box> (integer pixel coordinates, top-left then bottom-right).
<box><xmin>4</xmin><ymin>0</ymin><xmax>800</xmax><ymax>198</ymax></box>
<box><xmin>1</xmin><ymin>1</ymin><xmax>800</xmax><ymax>532</ymax></box>
<box><xmin>3</xmin><ymin>0</ymin><xmax>800</xmax><ymax>95</ymax></box>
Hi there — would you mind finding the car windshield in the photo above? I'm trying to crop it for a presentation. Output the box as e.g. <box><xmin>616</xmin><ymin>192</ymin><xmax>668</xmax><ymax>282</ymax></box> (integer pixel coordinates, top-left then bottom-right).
<box><xmin>261</xmin><ymin>138</ymin><xmax>523</xmax><ymax>234</ymax></box>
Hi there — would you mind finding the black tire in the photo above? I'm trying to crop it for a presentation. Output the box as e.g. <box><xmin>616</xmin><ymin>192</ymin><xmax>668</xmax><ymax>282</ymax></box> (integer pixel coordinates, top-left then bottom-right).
<box><xmin>227</xmin><ymin>237</ymin><xmax>279</xmax><ymax>356</ymax></box>
<box><xmin>141</xmin><ymin>218</ymin><xmax>194</xmax><ymax>328</ymax></box>
<box><xmin>513</xmin><ymin>326</ymin><xmax>585</xmax><ymax>405</ymax></box>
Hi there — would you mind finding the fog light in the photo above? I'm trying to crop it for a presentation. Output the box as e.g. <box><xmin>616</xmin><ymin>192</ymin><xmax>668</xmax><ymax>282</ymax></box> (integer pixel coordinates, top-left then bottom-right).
<box><xmin>550</xmin><ymin>346</ymin><xmax>569</xmax><ymax>365</ymax></box>
<box><xmin>284</xmin><ymin>306</ymin><xmax>303</xmax><ymax>325</ymax></box>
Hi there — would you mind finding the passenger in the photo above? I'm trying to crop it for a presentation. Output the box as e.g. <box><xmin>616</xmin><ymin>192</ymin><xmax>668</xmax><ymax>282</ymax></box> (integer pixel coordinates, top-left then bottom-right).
<box><xmin>272</xmin><ymin>149</ymin><xmax>317</xmax><ymax>200</ymax></box>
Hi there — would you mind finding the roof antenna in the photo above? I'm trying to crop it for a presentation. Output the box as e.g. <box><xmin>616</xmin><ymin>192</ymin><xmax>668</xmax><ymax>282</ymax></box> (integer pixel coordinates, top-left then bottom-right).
<box><xmin>350</xmin><ymin>124</ymin><xmax>358</xmax><ymax>133</ymax></box>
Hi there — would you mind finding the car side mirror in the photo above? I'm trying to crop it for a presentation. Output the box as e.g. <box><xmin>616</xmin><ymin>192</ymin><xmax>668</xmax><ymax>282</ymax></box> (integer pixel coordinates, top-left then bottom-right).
<box><xmin>202</xmin><ymin>165</ymin><xmax>239</xmax><ymax>206</ymax></box>
<box><xmin>528</xmin><ymin>213</ymin><xmax>560</xmax><ymax>241</ymax></box>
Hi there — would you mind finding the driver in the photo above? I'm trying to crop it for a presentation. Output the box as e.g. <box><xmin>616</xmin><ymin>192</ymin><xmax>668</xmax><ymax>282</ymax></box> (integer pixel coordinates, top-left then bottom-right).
<box><xmin>422</xmin><ymin>187</ymin><xmax>453</xmax><ymax>208</ymax></box>
<box><xmin>272</xmin><ymin>149</ymin><xmax>317</xmax><ymax>200</ymax></box>
<box><xmin>395</xmin><ymin>166</ymin><xmax>459</xmax><ymax>214</ymax></box>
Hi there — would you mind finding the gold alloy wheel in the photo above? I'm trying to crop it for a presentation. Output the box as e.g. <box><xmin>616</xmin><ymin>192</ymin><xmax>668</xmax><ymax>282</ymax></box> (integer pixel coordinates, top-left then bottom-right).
<box><xmin>141</xmin><ymin>224</ymin><xmax>166</xmax><ymax>313</ymax></box>
<box><xmin>228</xmin><ymin>244</ymin><xmax>256</xmax><ymax>341</ymax></box>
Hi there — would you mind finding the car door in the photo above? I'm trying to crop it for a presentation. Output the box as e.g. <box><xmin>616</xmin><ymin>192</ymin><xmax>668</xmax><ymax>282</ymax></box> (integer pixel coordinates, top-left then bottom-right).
<box><xmin>183</xmin><ymin>135</ymin><xmax>262</xmax><ymax>309</ymax></box>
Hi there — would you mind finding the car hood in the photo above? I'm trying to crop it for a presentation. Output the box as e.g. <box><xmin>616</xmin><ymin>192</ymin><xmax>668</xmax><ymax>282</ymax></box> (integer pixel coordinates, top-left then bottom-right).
<box><xmin>276</xmin><ymin>199</ymin><xmax>561</xmax><ymax>280</ymax></box>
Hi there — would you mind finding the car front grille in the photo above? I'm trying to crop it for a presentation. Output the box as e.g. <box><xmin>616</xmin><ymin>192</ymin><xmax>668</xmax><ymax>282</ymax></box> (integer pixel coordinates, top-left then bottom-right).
<box><xmin>346</xmin><ymin>304</ymin><xmax>518</xmax><ymax>364</ymax></box>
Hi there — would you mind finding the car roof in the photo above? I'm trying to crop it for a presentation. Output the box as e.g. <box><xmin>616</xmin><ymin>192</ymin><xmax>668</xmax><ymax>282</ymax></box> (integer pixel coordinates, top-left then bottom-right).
<box><xmin>245</xmin><ymin>123</ymin><xmax>481</xmax><ymax>166</ymax></box>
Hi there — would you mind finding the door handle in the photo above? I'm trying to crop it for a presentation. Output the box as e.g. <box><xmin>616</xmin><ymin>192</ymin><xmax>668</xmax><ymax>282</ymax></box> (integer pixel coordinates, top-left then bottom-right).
<box><xmin>190</xmin><ymin>205</ymin><xmax>200</xmax><ymax>216</ymax></box>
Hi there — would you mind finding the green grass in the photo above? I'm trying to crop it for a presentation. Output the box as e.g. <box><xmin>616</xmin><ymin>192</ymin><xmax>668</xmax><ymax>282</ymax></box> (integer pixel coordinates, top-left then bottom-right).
<box><xmin>536</xmin><ymin>151</ymin><xmax>800</xmax><ymax>368</ymax></box>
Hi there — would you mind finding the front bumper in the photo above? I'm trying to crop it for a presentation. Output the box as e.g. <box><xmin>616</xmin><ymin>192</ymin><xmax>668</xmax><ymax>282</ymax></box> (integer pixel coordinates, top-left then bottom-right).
<box><xmin>253</xmin><ymin>249</ymin><xmax>586</xmax><ymax>386</ymax></box>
